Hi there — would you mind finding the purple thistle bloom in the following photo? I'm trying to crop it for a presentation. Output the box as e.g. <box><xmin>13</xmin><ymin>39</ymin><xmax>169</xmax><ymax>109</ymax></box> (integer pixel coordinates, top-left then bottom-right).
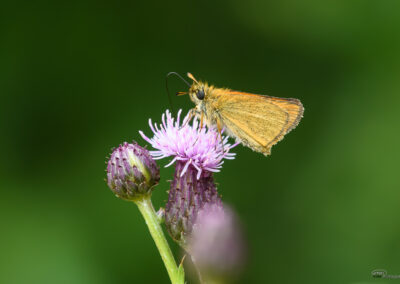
<box><xmin>140</xmin><ymin>110</ymin><xmax>238</xmax><ymax>245</ymax></box>
<box><xmin>139</xmin><ymin>109</ymin><xmax>237</xmax><ymax>179</ymax></box>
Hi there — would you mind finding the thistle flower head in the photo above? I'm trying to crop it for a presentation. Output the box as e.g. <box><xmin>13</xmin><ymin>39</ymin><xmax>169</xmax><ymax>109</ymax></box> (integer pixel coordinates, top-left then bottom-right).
<box><xmin>139</xmin><ymin>110</ymin><xmax>237</xmax><ymax>179</ymax></box>
<box><xmin>164</xmin><ymin>161</ymin><xmax>222</xmax><ymax>245</ymax></box>
<box><xmin>106</xmin><ymin>142</ymin><xmax>160</xmax><ymax>200</ymax></box>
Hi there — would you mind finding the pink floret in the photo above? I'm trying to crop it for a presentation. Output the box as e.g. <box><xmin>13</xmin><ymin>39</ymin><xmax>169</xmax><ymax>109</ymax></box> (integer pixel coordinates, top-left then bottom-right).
<box><xmin>139</xmin><ymin>110</ymin><xmax>237</xmax><ymax>179</ymax></box>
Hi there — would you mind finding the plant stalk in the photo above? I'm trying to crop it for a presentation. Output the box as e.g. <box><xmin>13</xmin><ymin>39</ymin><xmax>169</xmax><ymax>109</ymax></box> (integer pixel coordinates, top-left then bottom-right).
<box><xmin>135</xmin><ymin>196</ymin><xmax>182</xmax><ymax>284</ymax></box>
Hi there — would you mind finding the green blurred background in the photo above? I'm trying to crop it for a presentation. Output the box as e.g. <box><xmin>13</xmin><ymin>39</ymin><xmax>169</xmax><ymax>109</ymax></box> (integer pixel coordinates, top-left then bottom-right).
<box><xmin>1</xmin><ymin>0</ymin><xmax>400</xmax><ymax>283</ymax></box>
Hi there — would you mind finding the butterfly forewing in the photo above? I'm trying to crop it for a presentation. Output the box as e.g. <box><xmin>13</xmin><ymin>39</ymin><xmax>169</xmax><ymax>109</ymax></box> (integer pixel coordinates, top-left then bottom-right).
<box><xmin>214</xmin><ymin>91</ymin><xmax>303</xmax><ymax>155</ymax></box>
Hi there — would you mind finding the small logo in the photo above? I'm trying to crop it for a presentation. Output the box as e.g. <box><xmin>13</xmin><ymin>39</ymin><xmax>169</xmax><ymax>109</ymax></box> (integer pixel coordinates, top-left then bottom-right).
<box><xmin>372</xmin><ymin>269</ymin><xmax>387</xmax><ymax>278</ymax></box>
<box><xmin>372</xmin><ymin>269</ymin><xmax>400</xmax><ymax>279</ymax></box>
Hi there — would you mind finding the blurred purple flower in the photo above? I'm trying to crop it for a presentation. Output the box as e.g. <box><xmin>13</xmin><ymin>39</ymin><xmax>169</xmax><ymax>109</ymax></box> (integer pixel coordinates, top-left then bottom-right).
<box><xmin>189</xmin><ymin>203</ymin><xmax>247</xmax><ymax>279</ymax></box>
<box><xmin>139</xmin><ymin>109</ymin><xmax>237</xmax><ymax>179</ymax></box>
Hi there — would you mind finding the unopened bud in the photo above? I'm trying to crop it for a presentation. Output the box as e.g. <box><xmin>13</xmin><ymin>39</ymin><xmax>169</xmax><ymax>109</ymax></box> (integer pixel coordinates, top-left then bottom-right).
<box><xmin>106</xmin><ymin>142</ymin><xmax>160</xmax><ymax>200</ymax></box>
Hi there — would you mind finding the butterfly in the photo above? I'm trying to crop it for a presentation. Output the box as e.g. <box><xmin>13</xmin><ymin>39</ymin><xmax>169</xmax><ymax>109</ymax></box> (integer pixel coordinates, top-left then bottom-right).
<box><xmin>169</xmin><ymin>72</ymin><xmax>304</xmax><ymax>156</ymax></box>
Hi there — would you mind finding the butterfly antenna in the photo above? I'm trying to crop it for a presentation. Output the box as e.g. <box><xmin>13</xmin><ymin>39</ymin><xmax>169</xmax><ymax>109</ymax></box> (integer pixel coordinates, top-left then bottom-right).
<box><xmin>166</xmin><ymin>72</ymin><xmax>191</xmax><ymax>114</ymax></box>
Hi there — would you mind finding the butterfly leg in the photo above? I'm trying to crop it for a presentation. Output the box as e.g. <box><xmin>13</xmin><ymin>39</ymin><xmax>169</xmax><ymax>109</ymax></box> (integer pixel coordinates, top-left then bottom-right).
<box><xmin>216</xmin><ymin>118</ymin><xmax>225</xmax><ymax>152</ymax></box>
<box><xmin>200</xmin><ymin>111</ymin><xmax>204</xmax><ymax>129</ymax></box>
<box><xmin>179</xmin><ymin>108</ymin><xmax>195</xmax><ymax>129</ymax></box>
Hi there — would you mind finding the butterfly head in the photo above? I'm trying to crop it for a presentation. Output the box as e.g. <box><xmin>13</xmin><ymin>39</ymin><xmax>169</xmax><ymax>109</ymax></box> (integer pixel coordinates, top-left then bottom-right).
<box><xmin>187</xmin><ymin>73</ymin><xmax>208</xmax><ymax>105</ymax></box>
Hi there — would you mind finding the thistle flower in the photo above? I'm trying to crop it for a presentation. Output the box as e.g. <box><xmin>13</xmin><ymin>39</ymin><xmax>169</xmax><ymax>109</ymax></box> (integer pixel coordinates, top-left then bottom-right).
<box><xmin>139</xmin><ymin>109</ymin><xmax>237</xmax><ymax>180</ymax></box>
<box><xmin>139</xmin><ymin>110</ymin><xmax>237</xmax><ymax>245</ymax></box>
<box><xmin>106</xmin><ymin>142</ymin><xmax>160</xmax><ymax>201</ymax></box>
<box><xmin>189</xmin><ymin>203</ymin><xmax>246</xmax><ymax>280</ymax></box>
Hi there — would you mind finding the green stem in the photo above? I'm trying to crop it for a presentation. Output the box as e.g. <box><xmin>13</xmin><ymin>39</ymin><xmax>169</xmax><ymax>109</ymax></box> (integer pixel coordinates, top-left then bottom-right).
<box><xmin>134</xmin><ymin>196</ymin><xmax>182</xmax><ymax>284</ymax></box>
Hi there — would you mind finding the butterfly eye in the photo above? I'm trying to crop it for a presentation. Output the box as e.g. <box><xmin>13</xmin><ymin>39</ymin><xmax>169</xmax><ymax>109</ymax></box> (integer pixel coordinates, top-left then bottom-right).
<box><xmin>196</xmin><ymin>89</ymin><xmax>205</xmax><ymax>100</ymax></box>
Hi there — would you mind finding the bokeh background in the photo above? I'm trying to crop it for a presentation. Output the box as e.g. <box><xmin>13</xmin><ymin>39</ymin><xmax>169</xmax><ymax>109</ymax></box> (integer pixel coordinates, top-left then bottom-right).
<box><xmin>1</xmin><ymin>0</ymin><xmax>400</xmax><ymax>283</ymax></box>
